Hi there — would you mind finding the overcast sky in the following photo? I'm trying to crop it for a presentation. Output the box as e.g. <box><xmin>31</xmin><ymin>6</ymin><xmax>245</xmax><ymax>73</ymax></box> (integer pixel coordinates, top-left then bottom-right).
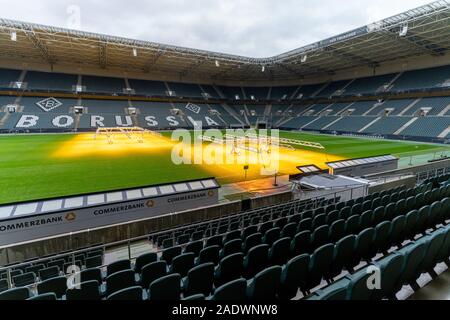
<box><xmin>0</xmin><ymin>0</ymin><xmax>436</xmax><ymax>57</ymax></box>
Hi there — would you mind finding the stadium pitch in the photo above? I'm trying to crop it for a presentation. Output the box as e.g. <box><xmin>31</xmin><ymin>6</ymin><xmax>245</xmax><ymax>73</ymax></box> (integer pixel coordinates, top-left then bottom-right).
<box><xmin>0</xmin><ymin>130</ymin><xmax>448</xmax><ymax>205</ymax></box>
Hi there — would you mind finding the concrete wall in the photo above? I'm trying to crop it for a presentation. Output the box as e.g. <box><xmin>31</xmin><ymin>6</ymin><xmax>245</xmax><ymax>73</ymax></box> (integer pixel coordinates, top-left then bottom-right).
<box><xmin>0</xmin><ymin>191</ymin><xmax>292</xmax><ymax>266</ymax></box>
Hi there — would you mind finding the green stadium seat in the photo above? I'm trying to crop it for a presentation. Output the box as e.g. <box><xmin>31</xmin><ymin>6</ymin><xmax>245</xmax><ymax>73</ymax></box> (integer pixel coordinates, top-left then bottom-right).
<box><xmin>183</xmin><ymin>263</ymin><xmax>215</xmax><ymax>296</ymax></box>
<box><xmin>307</xmin><ymin>243</ymin><xmax>335</xmax><ymax>290</ymax></box>
<box><xmin>372</xmin><ymin>207</ymin><xmax>385</xmax><ymax>225</ymax></box>
<box><xmin>215</xmin><ymin>253</ymin><xmax>244</xmax><ymax>286</ymax></box>
<box><xmin>13</xmin><ymin>272</ymin><xmax>36</xmax><ymax>287</ymax></box>
<box><xmin>384</xmin><ymin>202</ymin><xmax>396</xmax><ymax>221</ymax></box>
<box><xmin>134</xmin><ymin>252</ymin><xmax>157</xmax><ymax>274</ymax></box>
<box><xmin>405</xmin><ymin>210</ymin><xmax>419</xmax><ymax>239</ymax></box>
<box><xmin>220</xmin><ymin>239</ymin><xmax>242</xmax><ymax>258</ymax></box>
<box><xmin>243</xmin><ymin>233</ymin><xmax>263</xmax><ymax>252</ymax></box>
<box><xmin>243</xmin><ymin>244</ymin><xmax>269</xmax><ymax>279</ymax></box>
<box><xmin>66</xmin><ymin>280</ymin><xmax>102</xmax><ymax>300</ymax></box>
<box><xmin>259</xmin><ymin>221</ymin><xmax>274</xmax><ymax>235</ymax></box>
<box><xmin>196</xmin><ymin>245</ymin><xmax>220</xmax><ymax>265</ymax></box>
<box><xmin>0</xmin><ymin>279</ymin><xmax>8</xmax><ymax>293</ymax></box>
<box><xmin>357</xmin><ymin>228</ymin><xmax>376</xmax><ymax>261</ymax></box>
<box><xmin>290</xmin><ymin>231</ymin><xmax>311</xmax><ymax>256</ymax></box>
<box><xmin>395</xmin><ymin>242</ymin><xmax>427</xmax><ymax>291</ymax></box>
<box><xmin>328</xmin><ymin>219</ymin><xmax>344</xmax><ymax>242</ymax></box>
<box><xmin>205</xmin><ymin>235</ymin><xmax>223</xmax><ymax>247</ymax></box>
<box><xmin>312</xmin><ymin>214</ymin><xmax>327</xmax><ymax>230</ymax></box>
<box><xmin>347</xmin><ymin>269</ymin><xmax>374</xmax><ymax>300</ymax></box>
<box><xmin>39</xmin><ymin>266</ymin><xmax>60</xmax><ymax>281</ymax></box>
<box><xmin>333</xmin><ymin>235</ymin><xmax>356</xmax><ymax>275</ymax></box>
<box><xmin>372</xmin><ymin>253</ymin><xmax>405</xmax><ymax>300</ymax></box>
<box><xmin>211</xmin><ymin>278</ymin><xmax>247</xmax><ymax>301</ymax></box>
<box><xmin>162</xmin><ymin>246</ymin><xmax>182</xmax><ymax>265</ymax></box>
<box><xmin>224</xmin><ymin>230</ymin><xmax>241</xmax><ymax>243</ymax></box>
<box><xmin>326</xmin><ymin>210</ymin><xmax>340</xmax><ymax>225</ymax></box>
<box><xmin>428</xmin><ymin>201</ymin><xmax>442</xmax><ymax>229</ymax></box>
<box><xmin>345</xmin><ymin>215</ymin><xmax>360</xmax><ymax>235</ymax></box>
<box><xmin>416</xmin><ymin>229</ymin><xmax>446</xmax><ymax>276</ymax></box>
<box><xmin>297</xmin><ymin>218</ymin><xmax>312</xmax><ymax>233</ymax></box>
<box><xmin>262</xmin><ymin>228</ymin><xmax>281</xmax><ymax>246</ymax></box>
<box><xmin>0</xmin><ymin>287</ymin><xmax>31</xmax><ymax>300</ymax></box>
<box><xmin>390</xmin><ymin>215</ymin><xmax>406</xmax><ymax>246</ymax></box>
<box><xmin>281</xmin><ymin>223</ymin><xmax>297</xmax><ymax>239</ymax></box>
<box><xmin>339</xmin><ymin>207</ymin><xmax>351</xmax><ymax>220</ymax></box>
<box><xmin>359</xmin><ymin>210</ymin><xmax>373</xmax><ymax>230</ymax></box>
<box><xmin>242</xmin><ymin>225</ymin><xmax>258</xmax><ymax>239</ymax></box>
<box><xmin>351</xmin><ymin>203</ymin><xmax>362</xmax><ymax>216</ymax></box>
<box><xmin>311</xmin><ymin>225</ymin><xmax>330</xmax><ymax>249</ymax></box>
<box><xmin>269</xmin><ymin>237</ymin><xmax>291</xmax><ymax>265</ymax></box>
<box><xmin>374</xmin><ymin>221</ymin><xmax>392</xmax><ymax>253</ymax></box>
<box><xmin>37</xmin><ymin>276</ymin><xmax>67</xmax><ymax>298</ymax></box>
<box><xmin>170</xmin><ymin>253</ymin><xmax>195</xmax><ymax>277</ymax></box>
<box><xmin>148</xmin><ymin>273</ymin><xmax>181</xmax><ymax>300</ymax></box>
<box><xmin>80</xmin><ymin>268</ymin><xmax>103</xmax><ymax>284</ymax></box>
<box><xmin>246</xmin><ymin>266</ymin><xmax>282</xmax><ymax>300</ymax></box>
<box><xmin>105</xmin><ymin>269</ymin><xmax>136</xmax><ymax>297</ymax></box>
<box><xmin>139</xmin><ymin>261</ymin><xmax>167</xmax><ymax>290</ymax></box>
<box><xmin>185</xmin><ymin>240</ymin><xmax>203</xmax><ymax>256</ymax></box>
<box><xmin>85</xmin><ymin>255</ymin><xmax>103</xmax><ymax>269</ymax></box>
<box><xmin>107</xmin><ymin>286</ymin><xmax>143</xmax><ymax>300</ymax></box>
<box><xmin>279</xmin><ymin>254</ymin><xmax>309</xmax><ymax>299</ymax></box>
<box><xmin>27</xmin><ymin>293</ymin><xmax>57</xmax><ymax>300</ymax></box>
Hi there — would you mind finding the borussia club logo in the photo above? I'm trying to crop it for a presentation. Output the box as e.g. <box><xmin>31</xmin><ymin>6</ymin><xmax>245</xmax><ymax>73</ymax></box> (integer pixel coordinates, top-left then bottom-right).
<box><xmin>146</xmin><ymin>200</ymin><xmax>155</xmax><ymax>208</ymax></box>
<box><xmin>185</xmin><ymin>103</ymin><xmax>201</xmax><ymax>114</ymax></box>
<box><xmin>36</xmin><ymin>97</ymin><xmax>62</xmax><ymax>112</ymax></box>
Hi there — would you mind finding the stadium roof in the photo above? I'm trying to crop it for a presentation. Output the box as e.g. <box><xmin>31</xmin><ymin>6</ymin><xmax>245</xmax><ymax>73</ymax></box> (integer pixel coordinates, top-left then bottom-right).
<box><xmin>0</xmin><ymin>0</ymin><xmax>449</xmax><ymax>81</ymax></box>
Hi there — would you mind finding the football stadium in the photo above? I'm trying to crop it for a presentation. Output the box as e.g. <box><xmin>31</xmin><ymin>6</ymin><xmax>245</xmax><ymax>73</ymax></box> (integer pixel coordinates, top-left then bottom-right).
<box><xmin>0</xmin><ymin>0</ymin><xmax>450</xmax><ymax>304</ymax></box>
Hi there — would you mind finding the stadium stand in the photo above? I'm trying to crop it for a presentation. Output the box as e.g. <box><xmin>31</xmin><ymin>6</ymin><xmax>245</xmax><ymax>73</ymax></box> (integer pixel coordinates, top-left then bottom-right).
<box><xmin>23</xmin><ymin>71</ymin><xmax>78</xmax><ymax>92</ymax></box>
<box><xmin>326</xmin><ymin>116</ymin><xmax>376</xmax><ymax>133</ymax></box>
<box><xmin>0</xmin><ymin>177</ymin><xmax>449</xmax><ymax>300</ymax></box>
<box><xmin>400</xmin><ymin>117</ymin><xmax>450</xmax><ymax>138</ymax></box>
<box><xmin>390</xmin><ymin>65</ymin><xmax>450</xmax><ymax>92</ymax></box>
<box><xmin>269</xmin><ymin>86</ymin><xmax>299</xmax><ymax>100</ymax></box>
<box><xmin>362</xmin><ymin>117</ymin><xmax>412</xmax><ymax>135</ymax></box>
<box><xmin>0</xmin><ymin>68</ymin><xmax>21</xmax><ymax>88</ymax></box>
<box><xmin>127</xmin><ymin>79</ymin><xmax>168</xmax><ymax>96</ymax></box>
<box><xmin>166</xmin><ymin>82</ymin><xmax>203</xmax><ymax>98</ymax></box>
<box><xmin>347</xmin><ymin>101</ymin><xmax>377</xmax><ymax>116</ymax></box>
<box><xmin>342</xmin><ymin>74</ymin><xmax>397</xmax><ymax>96</ymax></box>
<box><xmin>82</xmin><ymin>75</ymin><xmax>126</xmax><ymax>94</ymax></box>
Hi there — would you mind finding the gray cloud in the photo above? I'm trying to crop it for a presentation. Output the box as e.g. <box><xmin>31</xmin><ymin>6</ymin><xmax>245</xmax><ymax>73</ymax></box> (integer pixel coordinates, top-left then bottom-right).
<box><xmin>0</xmin><ymin>0</ymin><xmax>434</xmax><ymax>57</ymax></box>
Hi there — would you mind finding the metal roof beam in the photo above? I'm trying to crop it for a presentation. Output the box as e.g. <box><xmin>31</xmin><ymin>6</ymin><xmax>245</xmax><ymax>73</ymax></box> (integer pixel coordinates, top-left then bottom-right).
<box><xmin>98</xmin><ymin>39</ymin><xmax>107</xmax><ymax>69</ymax></box>
<box><xmin>384</xmin><ymin>28</ymin><xmax>446</xmax><ymax>56</ymax></box>
<box><xmin>21</xmin><ymin>25</ymin><xmax>55</xmax><ymax>66</ymax></box>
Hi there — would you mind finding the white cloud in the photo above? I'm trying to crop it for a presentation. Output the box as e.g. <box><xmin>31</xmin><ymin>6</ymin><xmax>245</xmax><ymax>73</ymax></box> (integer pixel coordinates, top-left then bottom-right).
<box><xmin>0</xmin><ymin>0</ymin><xmax>435</xmax><ymax>57</ymax></box>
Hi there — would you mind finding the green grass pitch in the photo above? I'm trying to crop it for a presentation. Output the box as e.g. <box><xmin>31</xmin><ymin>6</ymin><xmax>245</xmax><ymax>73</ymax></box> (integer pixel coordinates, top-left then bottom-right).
<box><xmin>0</xmin><ymin>131</ymin><xmax>448</xmax><ymax>205</ymax></box>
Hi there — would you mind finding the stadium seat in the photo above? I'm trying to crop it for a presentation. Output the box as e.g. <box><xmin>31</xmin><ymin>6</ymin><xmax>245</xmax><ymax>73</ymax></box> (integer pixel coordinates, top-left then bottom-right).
<box><xmin>347</xmin><ymin>269</ymin><xmax>374</xmax><ymax>300</ymax></box>
<box><xmin>262</xmin><ymin>228</ymin><xmax>281</xmax><ymax>246</ymax></box>
<box><xmin>139</xmin><ymin>261</ymin><xmax>167</xmax><ymax>289</ymax></box>
<box><xmin>211</xmin><ymin>278</ymin><xmax>247</xmax><ymax>301</ymax></box>
<box><xmin>330</xmin><ymin>219</ymin><xmax>346</xmax><ymax>242</ymax></box>
<box><xmin>243</xmin><ymin>243</ymin><xmax>270</xmax><ymax>279</ymax></box>
<box><xmin>27</xmin><ymin>293</ymin><xmax>57</xmax><ymax>300</ymax></box>
<box><xmin>80</xmin><ymin>268</ymin><xmax>103</xmax><ymax>284</ymax></box>
<box><xmin>0</xmin><ymin>287</ymin><xmax>31</xmax><ymax>300</ymax></box>
<box><xmin>169</xmin><ymin>253</ymin><xmax>195</xmax><ymax>277</ymax></box>
<box><xmin>224</xmin><ymin>230</ymin><xmax>241</xmax><ymax>243</ymax></box>
<box><xmin>85</xmin><ymin>255</ymin><xmax>103</xmax><ymax>269</ymax></box>
<box><xmin>372</xmin><ymin>253</ymin><xmax>405</xmax><ymax>300</ymax></box>
<box><xmin>243</xmin><ymin>233</ymin><xmax>263</xmax><ymax>252</ymax></box>
<box><xmin>66</xmin><ymin>280</ymin><xmax>102</xmax><ymax>300</ymax></box>
<box><xmin>395</xmin><ymin>242</ymin><xmax>427</xmax><ymax>291</ymax></box>
<box><xmin>162</xmin><ymin>247</ymin><xmax>182</xmax><ymax>265</ymax></box>
<box><xmin>246</xmin><ymin>266</ymin><xmax>282</xmax><ymax>300</ymax></box>
<box><xmin>107</xmin><ymin>286</ymin><xmax>143</xmax><ymax>300</ymax></box>
<box><xmin>13</xmin><ymin>272</ymin><xmax>36</xmax><ymax>287</ymax></box>
<box><xmin>0</xmin><ymin>279</ymin><xmax>8</xmax><ymax>293</ymax></box>
<box><xmin>148</xmin><ymin>274</ymin><xmax>181</xmax><ymax>300</ymax></box>
<box><xmin>106</xmin><ymin>269</ymin><xmax>136</xmax><ymax>297</ymax></box>
<box><xmin>307</xmin><ymin>244</ymin><xmax>335</xmax><ymax>290</ymax></box>
<box><xmin>196</xmin><ymin>245</ymin><xmax>220</xmax><ymax>265</ymax></box>
<box><xmin>206</xmin><ymin>235</ymin><xmax>223</xmax><ymax>247</ymax></box>
<box><xmin>333</xmin><ymin>235</ymin><xmax>356</xmax><ymax>275</ymax></box>
<box><xmin>39</xmin><ymin>266</ymin><xmax>60</xmax><ymax>281</ymax></box>
<box><xmin>374</xmin><ymin>221</ymin><xmax>392</xmax><ymax>253</ymax></box>
<box><xmin>183</xmin><ymin>263</ymin><xmax>215</xmax><ymax>296</ymax></box>
<box><xmin>269</xmin><ymin>237</ymin><xmax>291</xmax><ymax>265</ymax></box>
<box><xmin>297</xmin><ymin>218</ymin><xmax>312</xmax><ymax>233</ymax></box>
<box><xmin>220</xmin><ymin>239</ymin><xmax>242</xmax><ymax>258</ymax></box>
<box><xmin>185</xmin><ymin>240</ymin><xmax>204</xmax><ymax>256</ymax></box>
<box><xmin>354</xmin><ymin>228</ymin><xmax>376</xmax><ymax>263</ymax></box>
<box><xmin>134</xmin><ymin>252</ymin><xmax>157</xmax><ymax>274</ymax></box>
<box><xmin>107</xmin><ymin>259</ymin><xmax>131</xmax><ymax>277</ymax></box>
<box><xmin>290</xmin><ymin>231</ymin><xmax>311</xmax><ymax>256</ymax></box>
<box><xmin>390</xmin><ymin>216</ymin><xmax>406</xmax><ymax>246</ymax></box>
<box><xmin>405</xmin><ymin>210</ymin><xmax>419</xmax><ymax>239</ymax></box>
<box><xmin>214</xmin><ymin>253</ymin><xmax>244</xmax><ymax>286</ymax></box>
<box><xmin>279</xmin><ymin>254</ymin><xmax>309</xmax><ymax>299</ymax></box>
<box><xmin>359</xmin><ymin>210</ymin><xmax>373</xmax><ymax>230</ymax></box>
<box><xmin>37</xmin><ymin>276</ymin><xmax>67</xmax><ymax>298</ymax></box>
<box><xmin>281</xmin><ymin>223</ymin><xmax>297</xmax><ymax>239</ymax></box>
<box><xmin>345</xmin><ymin>215</ymin><xmax>360</xmax><ymax>235</ymax></box>
<box><xmin>311</xmin><ymin>225</ymin><xmax>330</xmax><ymax>249</ymax></box>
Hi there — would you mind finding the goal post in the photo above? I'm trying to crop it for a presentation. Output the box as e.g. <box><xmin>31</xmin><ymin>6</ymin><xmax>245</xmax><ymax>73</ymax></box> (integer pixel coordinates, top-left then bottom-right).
<box><xmin>94</xmin><ymin>127</ymin><xmax>161</xmax><ymax>144</ymax></box>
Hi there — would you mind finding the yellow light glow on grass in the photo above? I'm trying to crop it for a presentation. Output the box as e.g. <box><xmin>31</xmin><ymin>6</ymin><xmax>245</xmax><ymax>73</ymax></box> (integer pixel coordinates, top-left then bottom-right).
<box><xmin>52</xmin><ymin>133</ymin><xmax>175</xmax><ymax>158</ymax></box>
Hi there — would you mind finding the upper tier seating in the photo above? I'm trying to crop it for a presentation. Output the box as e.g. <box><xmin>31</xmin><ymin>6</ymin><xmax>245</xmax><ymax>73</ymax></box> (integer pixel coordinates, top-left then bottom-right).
<box><xmin>343</xmin><ymin>74</ymin><xmax>397</xmax><ymax>96</ymax></box>
<box><xmin>24</xmin><ymin>71</ymin><xmax>77</xmax><ymax>92</ymax></box>
<box><xmin>0</xmin><ymin>69</ymin><xmax>21</xmax><ymax>88</ymax></box>
<box><xmin>127</xmin><ymin>79</ymin><xmax>168</xmax><ymax>96</ymax></box>
<box><xmin>82</xmin><ymin>75</ymin><xmax>126</xmax><ymax>94</ymax></box>
<box><xmin>400</xmin><ymin>117</ymin><xmax>450</xmax><ymax>138</ymax></box>
<box><xmin>391</xmin><ymin>65</ymin><xmax>450</xmax><ymax>92</ymax></box>
<box><xmin>347</xmin><ymin>101</ymin><xmax>377</xmax><ymax>116</ymax></box>
<box><xmin>167</xmin><ymin>82</ymin><xmax>203</xmax><ymax>98</ymax></box>
<box><xmin>316</xmin><ymin>80</ymin><xmax>352</xmax><ymax>98</ymax></box>
<box><xmin>269</xmin><ymin>86</ymin><xmax>299</xmax><ymax>100</ymax></box>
